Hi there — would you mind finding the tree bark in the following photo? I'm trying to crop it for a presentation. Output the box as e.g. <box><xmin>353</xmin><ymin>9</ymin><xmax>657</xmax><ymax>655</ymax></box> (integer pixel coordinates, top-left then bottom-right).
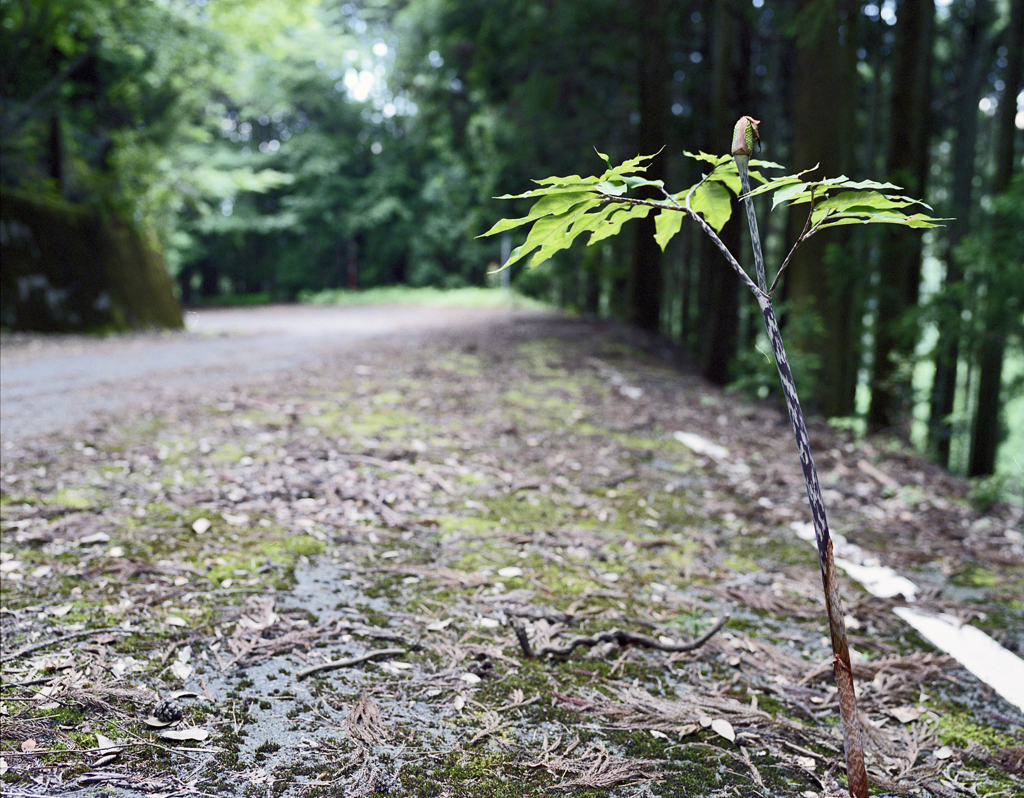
<box><xmin>698</xmin><ymin>0</ymin><xmax>744</xmax><ymax>385</ymax></box>
<box><xmin>867</xmin><ymin>0</ymin><xmax>934</xmax><ymax>434</ymax></box>
<box><xmin>928</xmin><ymin>0</ymin><xmax>990</xmax><ymax>466</ymax></box>
<box><xmin>968</xmin><ymin>0</ymin><xmax>1023</xmax><ymax>476</ymax></box>
<box><xmin>630</xmin><ymin>0</ymin><xmax>669</xmax><ymax>333</ymax></box>
<box><xmin>785</xmin><ymin>0</ymin><xmax>860</xmax><ymax>417</ymax></box>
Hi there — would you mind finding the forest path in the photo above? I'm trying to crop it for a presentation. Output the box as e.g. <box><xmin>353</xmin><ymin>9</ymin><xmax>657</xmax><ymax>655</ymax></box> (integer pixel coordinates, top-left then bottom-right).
<box><xmin>0</xmin><ymin>303</ymin><xmax>528</xmax><ymax>444</ymax></box>
<box><xmin>1</xmin><ymin>311</ymin><xmax>1020</xmax><ymax>797</ymax></box>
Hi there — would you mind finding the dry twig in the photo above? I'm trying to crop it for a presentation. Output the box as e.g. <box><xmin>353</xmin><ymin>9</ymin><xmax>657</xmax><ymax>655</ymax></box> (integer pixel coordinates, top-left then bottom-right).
<box><xmin>511</xmin><ymin>615</ymin><xmax>728</xmax><ymax>659</ymax></box>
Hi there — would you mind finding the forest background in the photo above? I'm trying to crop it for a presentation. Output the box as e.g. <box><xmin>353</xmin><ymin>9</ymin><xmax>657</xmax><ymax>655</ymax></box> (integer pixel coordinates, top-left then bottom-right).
<box><xmin>1</xmin><ymin>0</ymin><xmax>1022</xmax><ymax>491</ymax></box>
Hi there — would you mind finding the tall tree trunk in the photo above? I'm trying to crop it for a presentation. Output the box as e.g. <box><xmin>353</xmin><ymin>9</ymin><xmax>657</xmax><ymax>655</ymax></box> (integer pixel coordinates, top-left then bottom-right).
<box><xmin>927</xmin><ymin>0</ymin><xmax>989</xmax><ymax>467</ymax></box>
<box><xmin>968</xmin><ymin>0</ymin><xmax>1023</xmax><ymax>476</ymax></box>
<box><xmin>785</xmin><ymin>0</ymin><xmax>860</xmax><ymax>417</ymax></box>
<box><xmin>867</xmin><ymin>0</ymin><xmax>934</xmax><ymax>434</ymax></box>
<box><xmin>630</xmin><ymin>0</ymin><xmax>669</xmax><ymax>333</ymax></box>
<box><xmin>697</xmin><ymin>0</ymin><xmax>747</xmax><ymax>385</ymax></box>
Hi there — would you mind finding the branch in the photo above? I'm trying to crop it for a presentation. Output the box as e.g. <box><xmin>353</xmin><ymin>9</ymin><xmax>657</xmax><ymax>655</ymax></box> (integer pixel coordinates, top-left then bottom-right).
<box><xmin>683</xmin><ymin>176</ymin><xmax>764</xmax><ymax>299</ymax></box>
<box><xmin>295</xmin><ymin>648</ymin><xmax>405</xmax><ymax>680</ymax></box>
<box><xmin>512</xmin><ymin>616</ymin><xmax>728</xmax><ymax>659</ymax></box>
<box><xmin>768</xmin><ymin>188</ymin><xmax>831</xmax><ymax>297</ymax></box>
<box><xmin>593</xmin><ymin>191</ymin><xmax>683</xmax><ymax>211</ymax></box>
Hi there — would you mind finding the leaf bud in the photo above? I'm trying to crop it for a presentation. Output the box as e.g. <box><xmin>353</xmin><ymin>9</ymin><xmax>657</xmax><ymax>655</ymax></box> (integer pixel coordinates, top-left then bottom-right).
<box><xmin>731</xmin><ymin>116</ymin><xmax>761</xmax><ymax>157</ymax></box>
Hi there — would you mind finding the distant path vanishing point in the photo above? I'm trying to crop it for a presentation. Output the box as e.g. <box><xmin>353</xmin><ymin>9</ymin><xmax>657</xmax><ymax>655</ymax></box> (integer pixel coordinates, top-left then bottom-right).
<box><xmin>1</xmin><ymin>303</ymin><xmax>537</xmax><ymax>444</ymax></box>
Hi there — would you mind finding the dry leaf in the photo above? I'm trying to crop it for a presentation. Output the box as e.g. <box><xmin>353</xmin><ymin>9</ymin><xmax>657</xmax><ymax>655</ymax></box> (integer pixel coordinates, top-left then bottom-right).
<box><xmin>95</xmin><ymin>734</ymin><xmax>119</xmax><ymax>752</ymax></box>
<box><xmin>159</xmin><ymin>728</ymin><xmax>209</xmax><ymax>742</ymax></box>
<box><xmin>426</xmin><ymin>618</ymin><xmax>453</xmax><ymax>631</ymax></box>
<box><xmin>710</xmin><ymin>718</ymin><xmax>736</xmax><ymax>743</ymax></box>
<box><xmin>887</xmin><ymin>706</ymin><xmax>922</xmax><ymax>724</ymax></box>
<box><xmin>171</xmin><ymin>660</ymin><xmax>193</xmax><ymax>680</ymax></box>
<box><xmin>21</xmin><ymin>738</ymin><xmax>36</xmax><ymax>753</ymax></box>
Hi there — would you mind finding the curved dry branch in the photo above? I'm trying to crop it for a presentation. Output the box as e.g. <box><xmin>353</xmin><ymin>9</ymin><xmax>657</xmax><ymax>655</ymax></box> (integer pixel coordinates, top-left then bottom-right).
<box><xmin>512</xmin><ymin>615</ymin><xmax>728</xmax><ymax>659</ymax></box>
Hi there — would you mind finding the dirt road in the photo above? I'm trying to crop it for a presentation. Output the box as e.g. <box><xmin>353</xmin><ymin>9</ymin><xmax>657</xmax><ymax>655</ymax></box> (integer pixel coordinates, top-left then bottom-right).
<box><xmin>2</xmin><ymin>310</ymin><xmax>1021</xmax><ymax>797</ymax></box>
<box><xmin>0</xmin><ymin>303</ymin><xmax>521</xmax><ymax>444</ymax></box>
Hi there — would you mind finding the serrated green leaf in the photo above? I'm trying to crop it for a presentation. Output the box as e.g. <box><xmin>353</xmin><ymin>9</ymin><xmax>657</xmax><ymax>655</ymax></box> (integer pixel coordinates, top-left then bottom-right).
<box><xmin>533</xmin><ymin>174</ymin><xmax>597</xmax><ymax>187</ymax></box>
<box><xmin>831</xmin><ymin>178</ymin><xmax>904</xmax><ymax>191</ymax></box>
<box><xmin>595</xmin><ymin>180</ymin><xmax>628</xmax><ymax>196</ymax></box>
<box><xmin>526</xmin><ymin>202</ymin><xmax>613</xmax><ymax>267</ymax></box>
<box><xmin>743</xmin><ymin>165</ymin><xmax>821</xmax><ymax>199</ymax></box>
<box><xmin>812</xmin><ymin>191</ymin><xmax>917</xmax><ymax>216</ymax></box>
<box><xmin>689</xmin><ymin>179</ymin><xmax>733</xmax><ymax>232</ymax></box>
<box><xmin>504</xmin><ymin>198</ymin><xmax>605</xmax><ymax>269</ymax></box>
<box><xmin>683</xmin><ymin>150</ymin><xmax>732</xmax><ymax>167</ymax></box>
<box><xmin>770</xmin><ymin>181</ymin><xmax>811</xmax><ymax>210</ymax></box>
<box><xmin>749</xmin><ymin>158</ymin><xmax>786</xmax><ymax>171</ymax></box>
<box><xmin>588</xmin><ymin>204</ymin><xmax>653</xmax><ymax>245</ymax></box>
<box><xmin>611</xmin><ymin>152</ymin><xmax>658</xmax><ymax>174</ymax></box>
<box><xmin>817</xmin><ymin>211</ymin><xmax>947</xmax><ymax>229</ymax></box>
<box><xmin>480</xmin><ymin>191</ymin><xmax>597</xmax><ymax>237</ymax></box>
<box><xmin>654</xmin><ymin>207</ymin><xmax>685</xmax><ymax>250</ymax></box>
<box><xmin>622</xmin><ymin>175</ymin><xmax>665</xmax><ymax>191</ymax></box>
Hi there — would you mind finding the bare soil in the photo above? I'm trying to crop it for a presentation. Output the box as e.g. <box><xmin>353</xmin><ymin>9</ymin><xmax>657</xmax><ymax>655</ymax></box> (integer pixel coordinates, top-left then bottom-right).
<box><xmin>1</xmin><ymin>310</ymin><xmax>1021</xmax><ymax>797</ymax></box>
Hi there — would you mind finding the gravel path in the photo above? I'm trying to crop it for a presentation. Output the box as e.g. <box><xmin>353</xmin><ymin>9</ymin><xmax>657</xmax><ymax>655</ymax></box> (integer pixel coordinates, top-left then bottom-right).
<box><xmin>0</xmin><ymin>304</ymin><xmax>527</xmax><ymax>444</ymax></box>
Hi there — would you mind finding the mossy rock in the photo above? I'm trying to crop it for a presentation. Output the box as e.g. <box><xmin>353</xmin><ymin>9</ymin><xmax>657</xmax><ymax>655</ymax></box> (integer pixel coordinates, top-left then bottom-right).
<box><xmin>0</xmin><ymin>188</ymin><xmax>183</xmax><ymax>332</ymax></box>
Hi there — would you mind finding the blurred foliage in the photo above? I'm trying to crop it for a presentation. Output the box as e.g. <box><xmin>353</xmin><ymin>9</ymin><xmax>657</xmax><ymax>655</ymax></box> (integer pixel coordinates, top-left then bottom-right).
<box><xmin>1</xmin><ymin>0</ymin><xmax>1021</xmax><ymax>479</ymax></box>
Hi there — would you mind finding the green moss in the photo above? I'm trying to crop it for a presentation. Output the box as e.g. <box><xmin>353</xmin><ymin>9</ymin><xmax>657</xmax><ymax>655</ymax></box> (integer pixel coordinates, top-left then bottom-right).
<box><xmin>950</xmin><ymin>566</ymin><xmax>1001</xmax><ymax>589</ymax></box>
<box><xmin>936</xmin><ymin>711</ymin><xmax>1018</xmax><ymax>749</ymax></box>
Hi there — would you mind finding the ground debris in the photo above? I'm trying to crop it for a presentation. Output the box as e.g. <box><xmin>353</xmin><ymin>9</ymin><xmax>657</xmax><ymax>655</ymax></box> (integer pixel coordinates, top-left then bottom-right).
<box><xmin>526</xmin><ymin>735</ymin><xmax>663</xmax><ymax>790</ymax></box>
<box><xmin>2</xmin><ymin>313</ymin><xmax>1020</xmax><ymax>797</ymax></box>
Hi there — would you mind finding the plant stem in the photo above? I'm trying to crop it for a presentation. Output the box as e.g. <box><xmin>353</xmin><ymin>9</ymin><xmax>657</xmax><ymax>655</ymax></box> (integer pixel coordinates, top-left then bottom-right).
<box><xmin>755</xmin><ymin>297</ymin><xmax>868</xmax><ymax>798</ymax></box>
<box><xmin>734</xmin><ymin>140</ymin><xmax>868</xmax><ymax>797</ymax></box>
<box><xmin>735</xmin><ymin>155</ymin><xmax>767</xmax><ymax>294</ymax></box>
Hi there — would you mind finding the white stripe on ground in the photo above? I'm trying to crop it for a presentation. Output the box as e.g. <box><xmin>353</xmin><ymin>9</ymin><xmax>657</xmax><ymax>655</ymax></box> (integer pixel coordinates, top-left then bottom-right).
<box><xmin>673</xmin><ymin>431</ymin><xmax>1024</xmax><ymax>712</ymax></box>
<box><xmin>792</xmin><ymin>520</ymin><xmax>1024</xmax><ymax>712</ymax></box>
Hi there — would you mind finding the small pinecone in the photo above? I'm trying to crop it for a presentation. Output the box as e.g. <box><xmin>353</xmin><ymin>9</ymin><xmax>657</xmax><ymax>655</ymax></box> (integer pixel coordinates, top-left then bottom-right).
<box><xmin>152</xmin><ymin>697</ymin><xmax>183</xmax><ymax>724</ymax></box>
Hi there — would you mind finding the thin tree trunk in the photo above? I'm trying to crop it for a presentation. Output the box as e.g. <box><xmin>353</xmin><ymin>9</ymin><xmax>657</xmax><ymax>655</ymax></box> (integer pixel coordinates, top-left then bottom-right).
<box><xmin>630</xmin><ymin>0</ymin><xmax>669</xmax><ymax>333</ymax></box>
<box><xmin>698</xmin><ymin>0</ymin><xmax>747</xmax><ymax>385</ymax></box>
<box><xmin>928</xmin><ymin>0</ymin><xmax>989</xmax><ymax>466</ymax></box>
<box><xmin>785</xmin><ymin>0</ymin><xmax>860</xmax><ymax>417</ymax></box>
<box><xmin>868</xmin><ymin>0</ymin><xmax>934</xmax><ymax>434</ymax></box>
<box><xmin>968</xmin><ymin>0</ymin><xmax>1023</xmax><ymax>476</ymax></box>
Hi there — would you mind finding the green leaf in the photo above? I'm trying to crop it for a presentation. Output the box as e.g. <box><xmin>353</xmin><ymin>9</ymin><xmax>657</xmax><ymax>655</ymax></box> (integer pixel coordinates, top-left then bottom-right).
<box><xmin>595</xmin><ymin>180</ymin><xmax>628</xmax><ymax>196</ymax></box>
<box><xmin>683</xmin><ymin>150</ymin><xmax>732</xmax><ymax>168</ymax></box>
<box><xmin>503</xmin><ymin>197</ymin><xmax>605</xmax><ymax>269</ymax></box>
<box><xmin>749</xmin><ymin>158</ymin><xmax>786</xmax><ymax>171</ymax></box>
<box><xmin>525</xmin><ymin>201</ymin><xmax>613</xmax><ymax>267</ymax></box>
<box><xmin>687</xmin><ymin>179</ymin><xmax>734</xmax><ymax>232</ymax></box>
<box><xmin>812</xmin><ymin>191</ymin><xmax>916</xmax><ymax>215</ymax></box>
<box><xmin>816</xmin><ymin>210</ymin><xmax>948</xmax><ymax>229</ymax></box>
<box><xmin>588</xmin><ymin>204</ymin><xmax>653</xmax><ymax>245</ymax></box>
<box><xmin>480</xmin><ymin>191</ymin><xmax>596</xmax><ymax>237</ymax></box>
<box><xmin>654</xmin><ymin>208</ymin><xmax>685</xmax><ymax>250</ymax></box>
<box><xmin>610</xmin><ymin>152</ymin><xmax>659</xmax><ymax>174</ymax></box>
<box><xmin>622</xmin><ymin>175</ymin><xmax>665</xmax><ymax>191</ymax></box>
